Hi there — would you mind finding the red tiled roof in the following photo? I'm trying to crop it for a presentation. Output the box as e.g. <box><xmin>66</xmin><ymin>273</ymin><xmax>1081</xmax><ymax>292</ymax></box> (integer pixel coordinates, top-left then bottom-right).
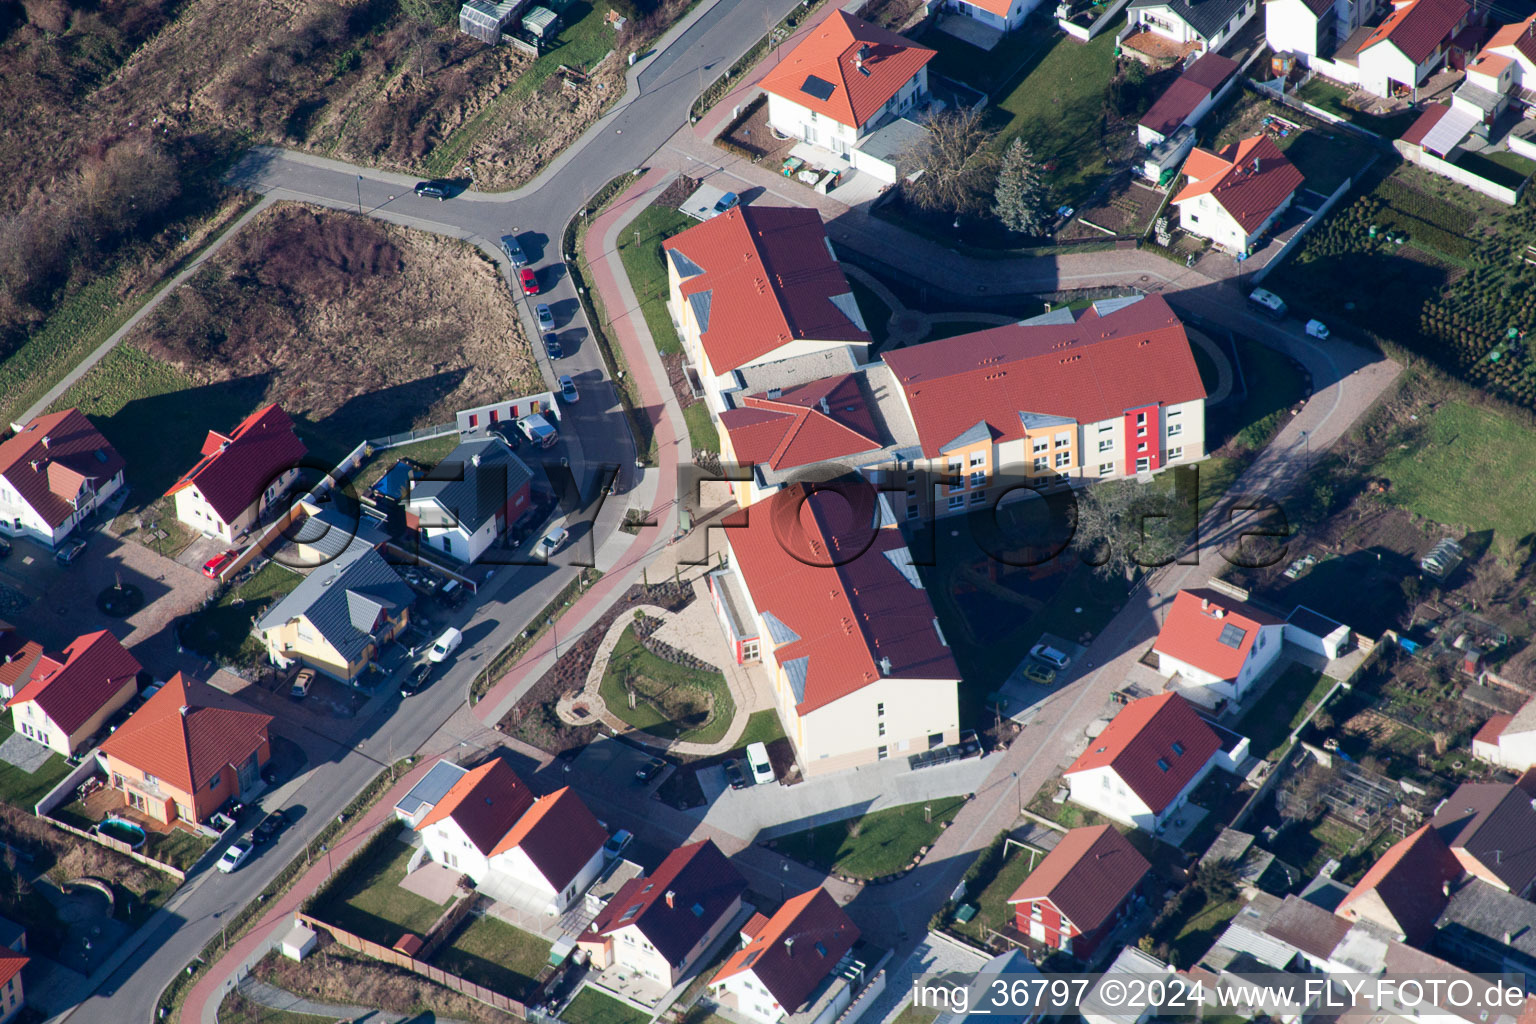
<box><xmin>1064</xmin><ymin>693</ymin><xmax>1223</xmax><ymax>815</ymax></box>
<box><xmin>489</xmin><ymin>786</ymin><xmax>607</xmax><ymax>891</ymax></box>
<box><xmin>1337</xmin><ymin>824</ymin><xmax>1462</xmax><ymax>942</ymax></box>
<box><xmin>1173</xmin><ymin>135</ymin><xmax>1305</xmax><ymax>233</ymax></box>
<box><xmin>1401</xmin><ymin>102</ymin><xmax>1453</xmax><ymax>145</ymax></box>
<box><xmin>587</xmin><ymin>840</ymin><xmax>747</xmax><ymax>965</ymax></box>
<box><xmin>1474</xmin><ymin>713</ymin><xmax>1514</xmax><ymax>744</ymax></box>
<box><xmin>1006</xmin><ymin>825</ymin><xmax>1149</xmax><ymax>934</ymax></box>
<box><xmin>0</xmin><ymin>950</ymin><xmax>26</xmax><ymax>989</ymax></box>
<box><xmin>713</xmin><ymin>888</ymin><xmax>859</xmax><ymax>1013</ymax></box>
<box><xmin>414</xmin><ymin>758</ymin><xmax>536</xmax><ymax>856</ymax></box>
<box><xmin>0</xmin><ymin>409</ymin><xmax>125</xmax><ymax>530</ymax></box>
<box><xmin>881</xmin><ymin>295</ymin><xmax>1204</xmax><ymax>458</ymax></box>
<box><xmin>0</xmin><ymin>621</ymin><xmax>44</xmax><ymax>697</ymax></box>
<box><xmin>724</xmin><ymin>485</ymin><xmax>958</xmax><ymax>715</ymax></box>
<box><xmin>7</xmin><ymin>631</ymin><xmax>140</xmax><ymax>737</ymax></box>
<box><xmin>1181</xmin><ymin>52</ymin><xmax>1240</xmax><ymax>89</ymax></box>
<box><xmin>165</xmin><ymin>405</ymin><xmax>307</xmax><ymax>524</ymax></box>
<box><xmin>720</xmin><ymin>375</ymin><xmax>882</xmax><ymax>472</ymax></box>
<box><xmin>1358</xmin><ymin>0</ymin><xmax>1470</xmax><ymax>63</ymax></box>
<box><xmin>1488</xmin><ymin>12</ymin><xmax>1536</xmax><ymax>65</ymax></box>
<box><xmin>1140</xmin><ymin>54</ymin><xmax>1239</xmax><ymax>138</ymax></box>
<box><xmin>663</xmin><ymin>206</ymin><xmax>870</xmax><ymax>375</ymax></box>
<box><xmin>1153</xmin><ymin>588</ymin><xmax>1286</xmax><ymax>684</ymax></box>
<box><xmin>1468</xmin><ymin>51</ymin><xmax>1513</xmax><ymax>75</ymax></box>
<box><xmin>759</xmin><ymin>12</ymin><xmax>935</xmax><ymax>128</ymax></box>
<box><xmin>98</xmin><ymin>674</ymin><xmax>271</xmax><ymax>796</ymax></box>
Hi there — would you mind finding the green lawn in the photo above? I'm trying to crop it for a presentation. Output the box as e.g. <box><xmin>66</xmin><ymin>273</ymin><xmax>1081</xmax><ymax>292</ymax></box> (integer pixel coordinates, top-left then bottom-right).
<box><xmin>683</xmin><ymin>402</ymin><xmax>720</xmax><ymax>454</ymax></box>
<box><xmin>1455</xmin><ymin>149</ymin><xmax>1536</xmax><ymax>190</ymax></box>
<box><xmin>1211</xmin><ymin>335</ymin><xmax>1309</xmax><ymax>453</ymax></box>
<box><xmin>182</xmin><ymin>560</ymin><xmax>304</xmax><ymax>669</ymax></box>
<box><xmin>562</xmin><ymin>988</ymin><xmax>650</xmax><ymax>1024</ymax></box>
<box><xmin>924</xmin><ymin>21</ymin><xmax>1047</xmax><ymax>94</ymax></box>
<box><xmin>1294</xmin><ymin>78</ymin><xmax>1418</xmax><ymax>138</ymax></box>
<box><xmin>891</xmin><ymin>1004</ymin><xmax>940</xmax><ymax>1024</ymax></box>
<box><xmin>353</xmin><ymin>434</ymin><xmax>462</xmax><ymax>491</ymax></box>
<box><xmin>309</xmin><ymin>831</ymin><xmax>447</xmax><ymax>946</ymax></box>
<box><xmin>1233</xmin><ymin>664</ymin><xmax>1335</xmax><ymax>761</ymax></box>
<box><xmin>51</xmin><ymin>344</ymin><xmax>271</xmax><ymax>514</ymax></box>
<box><xmin>432</xmin><ymin>915</ymin><xmax>550</xmax><ymax>998</ymax></box>
<box><xmin>952</xmin><ymin>842</ymin><xmax>1044</xmax><ymax>943</ymax></box>
<box><xmin>1372</xmin><ymin>400</ymin><xmax>1536</xmax><ymax>543</ymax></box>
<box><xmin>0</xmin><ymin>716</ymin><xmax>73</xmax><ymax>811</ymax></box>
<box><xmin>774</xmin><ymin>797</ymin><xmax>965</xmax><ymax>880</ymax></box>
<box><xmin>737</xmin><ymin>709</ymin><xmax>787</xmax><ymax>748</ymax></box>
<box><xmin>424</xmin><ymin>0</ymin><xmax>618</xmax><ymax>176</ymax></box>
<box><xmin>598</xmin><ymin>624</ymin><xmax>737</xmax><ymax>744</ymax></box>
<box><xmin>1169</xmin><ymin>894</ymin><xmax>1244</xmax><ymax>967</ymax></box>
<box><xmin>1278</xmin><ymin>127</ymin><xmax>1375</xmax><ymax>197</ymax></box>
<box><xmin>988</xmin><ymin>26</ymin><xmax>1121</xmax><ymax>205</ymax></box>
<box><xmin>614</xmin><ymin>203</ymin><xmax>692</xmax><ymax>356</ymax></box>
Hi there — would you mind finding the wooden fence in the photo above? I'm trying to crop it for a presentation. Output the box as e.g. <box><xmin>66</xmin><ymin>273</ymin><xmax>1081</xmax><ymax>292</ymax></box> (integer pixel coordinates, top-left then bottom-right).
<box><xmin>295</xmin><ymin>912</ymin><xmax>528</xmax><ymax>1016</ymax></box>
<box><xmin>44</xmin><ymin>815</ymin><xmax>189</xmax><ymax>882</ymax></box>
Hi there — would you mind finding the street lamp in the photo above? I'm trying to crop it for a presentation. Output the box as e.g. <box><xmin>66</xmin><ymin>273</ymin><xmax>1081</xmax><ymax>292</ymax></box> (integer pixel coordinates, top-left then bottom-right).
<box><xmin>356</xmin><ymin>175</ymin><xmax>362</xmax><ymax>216</ymax></box>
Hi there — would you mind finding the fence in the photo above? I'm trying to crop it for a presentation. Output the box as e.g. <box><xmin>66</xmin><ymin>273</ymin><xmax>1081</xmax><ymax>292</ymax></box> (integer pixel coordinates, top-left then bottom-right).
<box><xmin>1250</xmin><ymin>162</ymin><xmax>1365</xmax><ymax>284</ymax></box>
<box><xmin>295</xmin><ymin>911</ymin><xmax>528</xmax><ymax>1015</ymax></box>
<box><xmin>33</xmin><ymin>752</ymin><xmax>104</xmax><ymax>817</ymax></box>
<box><xmin>1059</xmin><ymin>0</ymin><xmax>1132</xmax><ymax>41</ymax></box>
<box><xmin>1395</xmin><ymin>141</ymin><xmax>1528</xmax><ymax>206</ymax></box>
<box><xmin>369</xmin><ymin>422</ymin><xmax>460</xmax><ymax>451</ymax></box>
<box><xmin>1247</xmin><ymin>75</ymin><xmax>1384</xmax><ymax>145</ymax></box>
<box><xmin>43</xmin><ymin>814</ymin><xmax>189</xmax><ymax>881</ymax></box>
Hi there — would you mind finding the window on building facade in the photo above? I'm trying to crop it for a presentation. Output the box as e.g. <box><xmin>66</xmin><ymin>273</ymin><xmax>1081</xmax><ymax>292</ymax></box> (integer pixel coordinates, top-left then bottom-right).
<box><xmin>1033</xmin><ymin>456</ymin><xmax>1048</xmax><ymax>471</ymax></box>
<box><xmin>969</xmin><ymin>470</ymin><xmax>985</xmax><ymax>487</ymax></box>
<box><xmin>1032</xmin><ymin>437</ymin><xmax>1048</xmax><ymax>453</ymax></box>
<box><xmin>1168</xmin><ymin>422</ymin><xmax>1182</xmax><ymax>436</ymax></box>
<box><xmin>969</xmin><ymin>452</ymin><xmax>985</xmax><ymax>466</ymax></box>
<box><xmin>1168</xmin><ymin>446</ymin><xmax>1183</xmax><ymax>460</ymax></box>
<box><xmin>1055</xmin><ymin>451</ymin><xmax>1070</xmax><ymax>468</ymax></box>
<box><xmin>1054</xmin><ymin>432</ymin><xmax>1070</xmax><ymax>448</ymax></box>
<box><xmin>877</xmin><ymin>746</ymin><xmax>888</xmax><ymax>760</ymax></box>
<box><xmin>1099</xmin><ymin>439</ymin><xmax>1113</xmax><ymax>452</ymax></box>
<box><xmin>970</xmin><ymin>490</ymin><xmax>985</xmax><ymax>504</ymax></box>
<box><xmin>948</xmin><ymin>494</ymin><xmax>964</xmax><ymax>509</ymax></box>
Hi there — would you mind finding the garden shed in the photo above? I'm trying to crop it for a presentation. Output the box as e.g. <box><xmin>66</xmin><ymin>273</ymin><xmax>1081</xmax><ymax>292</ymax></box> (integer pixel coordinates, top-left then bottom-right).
<box><xmin>458</xmin><ymin>0</ymin><xmax>525</xmax><ymax>44</ymax></box>
<box><xmin>1286</xmin><ymin>605</ymin><xmax>1351</xmax><ymax>659</ymax></box>
<box><xmin>522</xmin><ymin>6</ymin><xmax>560</xmax><ymax>39</ymax></box>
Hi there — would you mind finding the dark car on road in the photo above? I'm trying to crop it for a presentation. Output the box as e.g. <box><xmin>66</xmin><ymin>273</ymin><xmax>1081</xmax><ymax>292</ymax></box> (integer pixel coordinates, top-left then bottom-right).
<box><xmin>252</xmin><ymin>811</ymin><xmax>288</xmax><ymax>844</ymax></box>
<box><xmin>635</xmin><ymin>757</ymin><xmax>666</xmax><ymax>784</ymax></box>
<box><xmin>400</xmin><ymin>662</ymin><xmax>433</xmax><ymax>697</ymax></box>
<box><xmin>543</xmin><ymin>332</ymin><xmax>563</xmax><ymax>359</ymax></box>
<box><xmin>723</xmin><ymin>758</ymin><xmax>749</xmax><ymax>790</ymax></box>
<box><xmin>0</xmin><ymin>536</ymin><xmax>10</xmax><ymax>559</ymax></box>
<box><xmin>55</xmin><ymin>537</ymin><xmax>86</xmax><ymax>565</ymax></box>
<box><xmin>414</xmin><ymin>180</ymin><xmax>451</xmax><ymax>200</ymax></box>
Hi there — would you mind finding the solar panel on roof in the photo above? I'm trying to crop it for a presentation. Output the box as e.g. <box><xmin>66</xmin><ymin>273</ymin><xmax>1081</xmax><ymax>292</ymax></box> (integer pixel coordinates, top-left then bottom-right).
<box><xmin>800</xmin><ymin>75</ymin><xmax>836</xmax><ymax>101</ymax></box>
<box><xmin>1217</xmin><ymin>623</ymin><xmax>1247</xmax><ymax>649</ymax></box>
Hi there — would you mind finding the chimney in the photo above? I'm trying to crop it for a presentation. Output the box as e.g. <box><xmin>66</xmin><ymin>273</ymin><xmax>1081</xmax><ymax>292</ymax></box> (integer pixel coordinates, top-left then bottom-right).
<box><xmin>40</xmin><ymin>435</ymin><xmax>50</xmax><ymax>449</ymax></box>
<box><xmin>819</xmin><ymin>397</ymin><xmax>831</xmax><ymax>414</ymax></box>
<box><xmin>666</xmin><ymin>890</ymin><xmax>676</xmax><ymax>909</ymax></box>
<box><xmin>1504</xmin><ymin>931</ymin><xmax>1513</xmax><ymax>946</ymax></box>
<box><xmin>179</xmin><ymin>705</ymin><xmax>190</xmax><ymax>716</ymax></box>
<box><xmin>1202</xmin><ymin>597</ymin><xmax>1211</xmax><ymax>611</ymax></box>
<box><xmin>785</xmin><ymin>937</ymin><xmax>795</xmax><ymax>957</ymax></box>
<box><xmin>1443</xmin><ymin>881</ymin><xmax>1452</xmax><ymax>897</ymax></box>
<box><xmin>471</xmin><ymin>453</ymin><xmax>482</xmax><ymax>467</ymax></box>
<box><xmin>29</xmin><ymin>461</ymin><xmax>39</xmax><ymax>473</ymax></box>
<box><xmin>879</xmin><ymin>656</ymin><xmax>892</xmax><ymax>676</ymax></box>
<box><xmin>767</xmin><ymin>387</ymin><xmax>782</xmax><ymax>400</ymax></box>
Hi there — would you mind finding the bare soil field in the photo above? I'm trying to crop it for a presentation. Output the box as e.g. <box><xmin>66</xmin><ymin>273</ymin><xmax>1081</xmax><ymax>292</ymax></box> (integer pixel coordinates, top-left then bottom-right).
<box><xmin>117</xmin><ymin>202</ymin><xmax>539</xmax><ymax>464</ymax></box>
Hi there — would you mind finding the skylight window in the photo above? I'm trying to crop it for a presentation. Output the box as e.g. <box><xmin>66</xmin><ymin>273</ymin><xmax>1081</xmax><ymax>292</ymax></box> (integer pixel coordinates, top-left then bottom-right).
<box><xmin>1156</xmin><ymin>758</ymin><xmax>1170</xmax><ymax>772</ymax></box>
<box><xmin>692</xmin><ymin>902</ymin><xmax>705</xmax><ymax>917</ymax></box>
<box><xmin>1217</xmin><ymin>623</ymin><xmax>1247</xmax><ymax>649</ymax></box>
<box><xmin>1172</xmin><ymin>741</ymin><xmax>1185</xmax><ymax>756</ymax></box>
<box><xmin>620</xmin><ymin>903</ymin><xmax>643</xmax><ymax>922</ymax></box>
<box><xmin>815</xmin><ymin>942</ymin><xmax>828</xmax><ymax>957</ymax></box>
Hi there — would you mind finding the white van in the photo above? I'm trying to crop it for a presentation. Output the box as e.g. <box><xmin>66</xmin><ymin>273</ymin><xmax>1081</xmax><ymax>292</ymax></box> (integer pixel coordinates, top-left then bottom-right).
<box><xmin>1248</xmin><ymin>288</ymin><xmax>1287</xmax><ymax>320</ymax></box>
<box><xmin>746</xmin><ymin>742</ymin><xmax>773</xmax><ymax>785</ymax></box>
<box><xmin>427</xmin><ymin>627</ymin><xmax>463</xmax><ymax>663</ymax></box>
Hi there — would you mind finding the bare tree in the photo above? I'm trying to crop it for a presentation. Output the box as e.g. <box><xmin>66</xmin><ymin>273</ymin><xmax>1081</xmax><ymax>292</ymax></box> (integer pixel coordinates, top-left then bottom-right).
<box><xmin>1466</xmin><ymin>554</ymin><xmax>1514</xmax><ymax>611</ymax></box>
<box><xmin>1071</xmin><ymin>475</ymin><xmax>1194</xmax><ymax>580</ymax></box>
<box><xmin>902</xmin><ymin>107</ymin><xmax>998</xmax><ymax>218</ymax></box>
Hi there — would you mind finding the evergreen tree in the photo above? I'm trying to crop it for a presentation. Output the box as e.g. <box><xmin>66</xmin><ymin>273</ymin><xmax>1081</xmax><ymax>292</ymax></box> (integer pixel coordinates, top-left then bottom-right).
<box><xmin>992</xmin><ymin>137</ymin><xmax>1053</xmax><ymax>236</ymax></box>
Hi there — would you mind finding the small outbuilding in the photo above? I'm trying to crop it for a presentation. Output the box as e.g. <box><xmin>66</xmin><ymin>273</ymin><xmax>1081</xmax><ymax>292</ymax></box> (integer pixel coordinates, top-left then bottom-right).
<box><xmin>1286</xmin><ymin>606</ymin><xmax>1351</xmax><ymax>659</ymax></box>
<box><xmin>522</xmin><ymin>6</ymin><xmax>560</xmax><ymax>39</ymax></box>
<box><xmin>280</xmin><ymin>922</ymin><xmax>318</xmax><ymax>961</ymax></box>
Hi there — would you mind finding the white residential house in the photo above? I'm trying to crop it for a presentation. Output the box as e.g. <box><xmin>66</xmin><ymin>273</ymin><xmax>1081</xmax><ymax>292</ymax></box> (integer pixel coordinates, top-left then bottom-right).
<box><xmin>1473</xmin><ymin>699</ymin><xmax>1536</xmax><ymax>772</ymax></box>
<box><xmin>1152</xmin><ymin>588</ymin><xmax>1287</xmax><ymax>706</ymax></box>
<box><xmin>934</xmin><ymin>0</ymin><xmax>1039</xmax><ymax>32</ymax></box>
<box><xmin>404</xmin><ymin>434</ymin><xmax>533</xmax><ymax>564</ymax></box>
<box><xmin>760</xmin><ymin>12</ymin><xmax>935</xmax><ymax>153</ymax></box>
<box><xmin>414</xmin><ymin>757</ymin><xmax>608</xmax><ymax>916</ymax></box>
<box><xmin>1172</xmin><ymin>136</ymin><xmax>1306</xmax><ymax>254</ymax></box>
<box><xmin>708</xmin><ymin>888</ymin><xmax>860</xmax><ymax>1024</ymax></box>
<box><xmin>165</xmin><ymin>405</ymin><xmax>307</xmax><ymax>544</ymax></box>
<box><xmin>1063</xmin><ymin>693</ymin><xmax>1245</xmax><ymax>833</ymax></box>
<box><xmin>1126</xmin><ymin>0</ymin><xmax>1260</xmax><ymax>57</ymax></box>
<box><xmin>1265</xmin><ymin>0</ymin><xmax>1386</xmax><ymax>67</ymax></box>
<box><xmin>0</xmin><ymin>409</ymin><xmax>125</xmax><ymax>548</ymax></box>
<box><xmin>1337</xmin><ymin>0</ymin><xmax>1473</xmax><ymax>98</ymax></box>
<box><xmin>5</xmin><ymin>631</ymin><xmax>141</xmax><ymax>757</ymax></box>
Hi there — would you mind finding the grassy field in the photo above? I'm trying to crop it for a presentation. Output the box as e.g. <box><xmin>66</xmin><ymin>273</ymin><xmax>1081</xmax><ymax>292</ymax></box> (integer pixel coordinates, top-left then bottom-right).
<box><xmin>987</xmin><ymin>27</ymin><xmax>1121</xmax><ymax>205</ymax></box>
<box><xmin>891</xmin><ymin>1004</ymin><xmax>940</xmax><ymax>1024</ymax></box>
<box><xmin>1456</xmin><ymin>149</ymin><xmax>1536</xmax><ymax>190</ymax></box>
<box><xmin>598</xmin><ymin>625</ymin><xmax>736</xmax><ymax>745</ymax></box>
<box><xmin>353</xmin><ymin>435</ymin><xmax>463</xmax><ymax>491</ymax></box>
<box><xmin>1169</xmin><ymin>893</ymin><xmax>1244</xmax><ymax>966</ymax></box>
<box><xmin>0</xmin><ymin>717</ymin><xmax>73</xmax><ymax>811</ymax></box>
<box><xmin>1209</xmin><ymin>335</ymin><xmax>1310</xmax><ymax>454</ymax></box>
<box><xmin>774</xmin><ymin>797</ymin><xmax>965</xmax><ymax>879</ymax></box>
<box><xmin>614</xmin><ymin>203</ymin><xmax>692</xmax><ymax>357</ymax></box>
<box><xmin>433</xmin><ymin>915</ymin><xmax>550</xmax><ymax>998</ymax></box>
<box><xmin>1294</xmin><ymin>78</ymin><xmax>1418</xmax><ymax>138</ymax></box>
<box><xmin>182</xmin><ymin>560</ymin><xmax>304</xmax><ymax>669</ymax></box>
<box><xmin>1233</xmin><ymin>664</ymin><xmax>1335</xmax><ymax>761</ymax></box>
<box><xmin>1372</xmin><ymin>400</ymin><xmax>1536</xmax><ymax>542</ymax></box>
<box><xmin>951</xmin><ymin>842</ymin><xmax>1044</xmax><ymax>943</ymax></box>
<box><xmin>310</xmin><ymin>832</ymin><xmax>446</xmax><ymax>946</ymax></box>
<box><xmin>684</xmin><ymin>403</ymin><xmax>720</xmax><ymax>454</ymax></box>
<box><xmin>562</xmin><ymin>988</ymin><xmax>650</xmax><ymax>1024</ymax></box>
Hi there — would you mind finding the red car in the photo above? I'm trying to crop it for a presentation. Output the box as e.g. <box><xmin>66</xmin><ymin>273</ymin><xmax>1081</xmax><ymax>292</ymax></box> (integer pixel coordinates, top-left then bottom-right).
<box><xmin>202</xmin><ymin>549</ymin><xmax>240</xmax><ymax>579</ymax></box>
<box><xmin>519</xmin><ymin>268</ymin><xmax>540</xmax><ymax>295</ymax></box>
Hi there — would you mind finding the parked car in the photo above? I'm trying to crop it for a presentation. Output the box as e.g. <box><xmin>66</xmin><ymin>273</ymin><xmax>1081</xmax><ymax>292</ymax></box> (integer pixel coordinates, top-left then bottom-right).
<box><xmin>746</xmin><ymin>742</ymin><xmax>773</xmax><ymax>785</ymax></box>
<box><xmin>1305</xmin><ymin>319</ymin><xmax>1330</xmax><ymax>340</ymax></box>
<box><xmin>427</xmin><ymin>626</ymin><xmax>463</xmax><ymax>663</ymax></box>
<box><xmin>559</xmin><ymin>375</ymin><xmax>579</xmax><ymax>403</ymax></box>
<box><xmin>491</xmin><ymin>420</ymin><xmax>523</xmax><ymax>451</ymax></box>
<box><xmin>536</xmin><ymin>526</ymin><xmax>568</xmax><ymax>560</ymax></box>
<box><xmin>1248</xmin><ymin>287</ymin><xmax>1287</xmax><ymax>320</ymax></box>
<box><xmin>439</xmin><ymin>579</ymin><xmax>466</xmax><ymax>608</ymax></box>
<box><xmin>216</xmin><ymin>837</ymin><xmax>255</xmax><ymax>873</ymax></box>
<box><xmin>535</xmin><ymin>304</ymin><xmax>555</xmax><ymax>331</ymax></box>
<box><xmin>202</xmin><ymin>549</ymin><xmax>240</xmax><ymax>579</ymax></box>
<box><xmin>1029</xmin><ymin>643</ymin><xmax>1070</xmax><ymax>671</ymax></box>
<box><xmin>55</xmin><ymin>538</ymin><xmax>87</xmax><ymax>565</ymax></box>
<box><xmin>603</xmin><ymin>828</ymin><xmax>633</xmax><ymax>860</ymax></box>
<box><xmin>1023</xmin><ymin>661</ymin><xmax>1056</xmax><ymax>686</ymax></box>
<box><xmin>518</xmin><ymin>413</ymin><xmax>558</xmax><ymax>448</ymax></box>
<box><xmin>543</xmin><ymin>332</ymin><xmax>563</xmax><ymax>359</ymax></box>
<box><xmin>635</xmin><ymin>757</ymin><xmax>666</xmax><ymax>784</ymax></box>
<box><xmin>723</xmin><ymin>758</ymin><xmax>749</xmax><ymax>790</ymax></box>
<box><xmin>708</xmin><ymin>191</ymin><xmax>740</xmax><ymax>218</ymax></box>
<box><xmin>501</xmin><ymin>235</ymin><xmax>528</xmax><ymax>267</ymax></box>
<box><xmin>0</xmin><ymin>536</ymin><xmax>10</xmax><ymax>559</ymax></box>
<box><xmin>520</xmin><ymin>267</ymin><xmax>540</xmax><ymax>295</ymax></box>
<box><xmin>414</xmin><ymin>180</ymin><xmax>451</xmax><ymax>200</ymax></box>
<box><xmin>289</xmin><ymin>668</ymin><xmax>316</xmax><ymax>700</ymax></box>
<box><xmin>400</xmin><ymin>662</ymin><xmax>433</xmax><ymax>696</ymax></box>
<box><xmin>252</xmin><ymin>811</ymin><xmax>288</xmax><ymax>844</ymax></box>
